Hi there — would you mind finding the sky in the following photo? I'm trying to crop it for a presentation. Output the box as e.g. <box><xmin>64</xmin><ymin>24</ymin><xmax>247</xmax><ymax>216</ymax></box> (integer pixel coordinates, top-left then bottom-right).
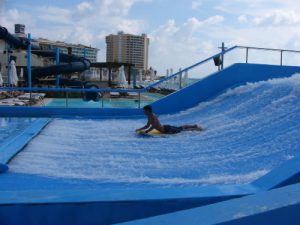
<box><xmin>1</xmin><ymin>0</ymin><xmax>300</xmax><ymax>74</ymax></box>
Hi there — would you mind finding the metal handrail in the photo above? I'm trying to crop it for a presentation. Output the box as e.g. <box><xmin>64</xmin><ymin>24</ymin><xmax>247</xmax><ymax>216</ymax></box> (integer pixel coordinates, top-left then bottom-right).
<box><xmin>145</xmin><ymin>46</ymin><xmax>238</xmax><ymax>89</ymax></box>
<box><xmin>236</xmin><ymin>45</ymin><xmax>300</xmax><ymax>66</ymax></box>
<box><xmin>236</xmin><ymin>46</ymin><xmax>300</xmax><ymax>53</ymax></box>
<box><xmin>0</xmin><ymin>87</ymin><xmax>142</xmax><ymax>93</ymax></box>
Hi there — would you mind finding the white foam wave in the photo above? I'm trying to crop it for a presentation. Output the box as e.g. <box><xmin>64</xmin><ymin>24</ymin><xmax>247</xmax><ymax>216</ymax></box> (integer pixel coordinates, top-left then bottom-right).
<box><xmin>9</xmin><ymin>73</ymin><xmax>300</xmax><ymax>186</ymax></box>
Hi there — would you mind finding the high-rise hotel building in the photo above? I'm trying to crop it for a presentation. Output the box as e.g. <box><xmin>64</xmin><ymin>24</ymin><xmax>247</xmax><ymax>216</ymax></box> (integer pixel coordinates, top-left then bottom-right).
<box><xmin>105</xmin><ymin>32</ymin><xmax>149</xmax><ymax>71</ymax></box>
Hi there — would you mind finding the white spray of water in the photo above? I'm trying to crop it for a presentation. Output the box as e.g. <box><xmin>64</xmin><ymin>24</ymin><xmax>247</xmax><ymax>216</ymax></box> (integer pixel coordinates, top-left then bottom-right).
<box><xmin>9</xmin><ymin>74</ymin><xmax>300</xmax><ymax>186</ymax></box>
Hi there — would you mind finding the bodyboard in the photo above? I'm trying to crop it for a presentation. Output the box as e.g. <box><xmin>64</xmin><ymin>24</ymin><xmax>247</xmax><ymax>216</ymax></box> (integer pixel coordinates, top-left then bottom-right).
<box><xmin>136</xmin><ymin>129</ymin><xmax>165</xmax><ymax>137</ymax></box>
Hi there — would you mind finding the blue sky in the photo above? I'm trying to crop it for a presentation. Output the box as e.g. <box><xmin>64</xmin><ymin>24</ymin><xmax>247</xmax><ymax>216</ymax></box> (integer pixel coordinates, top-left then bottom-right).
<box><xmin>1</xmin><ymin>0</ymin><xmax>300</xmax><ymax>74</ymax></box>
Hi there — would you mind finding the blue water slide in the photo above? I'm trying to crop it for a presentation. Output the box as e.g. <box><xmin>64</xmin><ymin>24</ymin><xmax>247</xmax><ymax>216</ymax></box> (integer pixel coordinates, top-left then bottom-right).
<box><xmin>0</xmin><ymin>25</ymin><xmax>90</xmax><ymax>78</ymax></box>
<box><xmin>31</xmin><ymin>60</ymin><xmax>90</xmax><ymax>78</ymax></box>
<box><xmin>0</xmin><ymin>26</ymin><xmax>37</xmax><ymax>50</ymax></box>
<box><xmin>0</xmin><ymin>25</ymin><xmax>99</xmax><ymax>100</ymax></box>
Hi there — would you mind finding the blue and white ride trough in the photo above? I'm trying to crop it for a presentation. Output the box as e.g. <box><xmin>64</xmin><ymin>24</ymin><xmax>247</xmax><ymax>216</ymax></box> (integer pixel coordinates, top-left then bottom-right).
<box><xmin>1</xmin><ymin>62</ymin><xmax>300</xmax><ymax>224</ymax></box>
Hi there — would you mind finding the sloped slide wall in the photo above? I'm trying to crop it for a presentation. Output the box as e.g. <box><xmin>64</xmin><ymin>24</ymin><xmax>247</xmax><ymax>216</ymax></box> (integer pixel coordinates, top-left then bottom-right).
<box><xmin>152</xmin><ymin>63</ymin><xmax>300</xmax><ymax>114</ymax></box>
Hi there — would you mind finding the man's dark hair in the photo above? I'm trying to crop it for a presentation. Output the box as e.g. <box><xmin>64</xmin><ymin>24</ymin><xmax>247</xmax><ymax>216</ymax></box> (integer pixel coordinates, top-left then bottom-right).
<box><xmin>143</xmin><ymin>105</ymin><xmax>152</xmax><ymax>113</ymax></box>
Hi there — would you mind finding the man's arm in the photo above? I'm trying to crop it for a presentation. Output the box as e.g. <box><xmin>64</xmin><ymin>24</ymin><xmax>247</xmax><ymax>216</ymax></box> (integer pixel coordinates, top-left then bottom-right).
<box><xmin>144</xmin><ymin>115</ymin><xmax>156</xmax><ymax>133</ymax></box>
<box><xmin>144</xmin><ymin>126</ymin><xmax>154</xmax><ymax>133</ymax></box>
<box><xmin>136</xmin><ymin>117</ymin><xmax>151</xmax><ymax>131</ymax></box>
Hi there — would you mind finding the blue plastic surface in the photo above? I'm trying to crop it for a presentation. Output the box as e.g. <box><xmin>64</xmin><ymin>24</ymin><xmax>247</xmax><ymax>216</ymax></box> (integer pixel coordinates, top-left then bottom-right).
<box><xmin>0</xmin><ymin>118</ymin><xmax>51</xmax><ymax>164</ymax></box>
<box><xmin>0</xmin><ymin>164</ymin><xmax>8</xmax><ymax>173</ymax></box>
<box><xmin>119</xmin><ymin>183</ymin><xmax>300</xmax><ymax>225</ymax></box>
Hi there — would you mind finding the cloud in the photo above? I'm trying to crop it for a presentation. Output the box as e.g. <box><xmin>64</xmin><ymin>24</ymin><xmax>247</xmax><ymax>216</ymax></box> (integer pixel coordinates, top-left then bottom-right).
<box><xmin>0</xmin><ymin>7</ymin><xmax>34</xmax><ymax>32</ymax></box>
<box><xmin>238</xmin><ymin>15</ymin><xmax>248</xmax><ymax>23</ymax></box>
<box><xmin>1</xmin><ymin>0</ymin><xmax>150</xmax><ymax>50</ymax></box>
<box><xmin>214</xmin><ymin>0</ymin><xmax>282</xmax><ymax>15</ymax></box>
<box><xmin>116</xmin><ymin>19</ymin><xmax>145</xmax><ymax>34</ymax></box>
<box><xmin>2</xmin><ymin>0</ymin><xmax>300</xmax><ymax>75</ymax></box>
<box><xmin>77</xmin><ymin>1</ymin><xmax>93</xmax><ymax>14</ymax></box>
<box><xmin>149</xmin><ymin>16</ymin><xmax>224</xmax><ymax>73</ymax></box>
<box><xmin>68</xmin><ymin>26</ymin><xmax>95</xmax><ymax>46</ymax></box>
<box><xmin>36</xmin><ymin>6</ymin><xmax>72</xmax><ymax>25</ymax></box>
<box><xmin>0</xmin><ymin>0</ymin><xmax>4</xmax><ymax>12</ymax></box>
<box><xmin>203</xmin><ymin>15</ymin><xmax>224</xmax><ymax>25</ymax></box>
<box><xmin>80</xmin><ymin>0</ymin><xmax>151</xmax><ymax>18</ymax></box>
<box><xmin>192</xmin><ymin>0</ymin><xmax>202</xmax><ymax>10</ymax></box>
<box><xmin>253</xmin><ymin>10</ymin><xmax>300</xmax><ymax>26</ymax></box>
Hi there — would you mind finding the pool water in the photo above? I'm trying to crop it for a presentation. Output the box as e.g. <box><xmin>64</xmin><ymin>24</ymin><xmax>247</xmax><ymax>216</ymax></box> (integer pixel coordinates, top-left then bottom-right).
<box><xmin>45</xmin><ymin>92</ymin><xmax>164</xmax><ymax>108</ymax></box>
<box><xmin>9</xmin><ymin>74</ymin><xmax>300</xmax><ymax>186</ymax></box>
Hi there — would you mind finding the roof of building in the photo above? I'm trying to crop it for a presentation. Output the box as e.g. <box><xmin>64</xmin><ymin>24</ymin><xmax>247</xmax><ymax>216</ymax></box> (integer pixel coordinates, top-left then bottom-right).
<box><xmin>34</xmin><ymin>38</ymin><xmax>99</xmax><ymax>50</ymax></box>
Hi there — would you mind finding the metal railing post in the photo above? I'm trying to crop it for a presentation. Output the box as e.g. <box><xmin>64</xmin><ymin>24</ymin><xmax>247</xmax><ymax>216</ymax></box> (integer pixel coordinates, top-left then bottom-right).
<box><xmin>66</xmin><ymin>91</ymin><xmax>69</xmax><ymax>108</ymax></box>
<box><xmin>6</xmin><ymin>43</ymin><xmax>11</xmax><ymax>85</ymax></box>
<box><xmin>27</xmin><ymin>33</ymin><xmax>32</xmax><ymax>89</ymax></box>
<box><xmin>221</xmin><ymin>42</ymin><xmax>225</xmax><ymax>70</ymax></box>
<box><xmin>138</xmin><ymin>92</ymin><xmax>141</xmax><ymax>108</ymax></box>
<box><xmin>27</xmin><ymin>33</ymin><xmax>32</xmax><ymax>102</ymax></box>
<box><xmin>179</xmin><ymin>69</ymin><xmax>182</xmax><ymax>89</ymax></box>
<box><xmin>101</xmin><ymin>92</ymin><xmax>104</xmax><ymax>108</ymax></box>
<box><xmin>55</xmin><ymin>48</ymin><xmax>60</xmax><ymax>87</ymax></box>
<box><xmin>280</xmin><ymin>50</ymin><xmax>283</xmax><ymax>66</ymax></box>
<box><xmin>246</xmin><ymin>47</ymin><xmax>249</xmax><ymax>63</ymax></box>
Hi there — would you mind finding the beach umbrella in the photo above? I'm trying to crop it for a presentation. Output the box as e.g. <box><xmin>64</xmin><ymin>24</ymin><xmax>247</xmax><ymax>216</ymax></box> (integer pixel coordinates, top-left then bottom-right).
<box><xmin>9</xmin><ymin>60</ymin><xmax>18</xmax><ymax>86</ymax></box>
<box><xmin>118</xmin><ymin>65</ymin><xmax>127</xmax><ymax>87</ymax></box>
<box><xmin>139</xmin><ymin>69</ymin><xmax>143</xmax><ymax>83</ymax></box>
<box><xmin>150</xmin><ymin>68</ymin><xmax>155</xmax><ymax>81</ymax></box>
<box><xmin>20</xmin><ymin>68</ymin><xmax>23</xmax><ymax>79</ymax></box>
<box><xmin>0</xmin><ymin>71</ymin><xmax>3</xmax><ymax>86</ymax></box>
<box><xmin>1</xmin><ymin>65</ymin><xmax>6</xmax><ymax>83</ymax></box>
<box><xmin>102</xmin><ymin>68</ymin><xmax>108</xmax><ymax>81</ymax></box>
<box><xmin>164</xmin><ymin>69</ymin><xmax>170</xmax><ymax>89</ymax></box>
<box><xmin>183</xmin><ymin>70</ymin><xmax>188</xmax><ymax>87</ymax></box>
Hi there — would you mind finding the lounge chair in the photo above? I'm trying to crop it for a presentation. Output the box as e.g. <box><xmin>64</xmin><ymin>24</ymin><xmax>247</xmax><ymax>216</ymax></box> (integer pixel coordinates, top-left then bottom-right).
<box><xmin>2</xmin><ymin>92</ymin><xmax>14</xmax><ymax>98</ymax></box>
<box><xmin>0</xmin><ymin>98</ymin><xmax>27</xmax><ymax>106</ymax></box>
<box><xmin>13</xmin><ymin>101</ymin><xmax>26</xmax><ymax>106</ymax></box>
<box><xmin>127</xmin><ymin>92</ymin><xmax>139</xmax><ymax>99</ymax></box>
<box><xmin>13</xmin><ymin>99</ymin><xmax>29</xmax><ymax>105</ymax></box>
<box><xmin>18</xmin><ymin>93</ymin><xmax>45</xmax><ymax>101</ymax></box>
<box><xmin>110</xmin><ymin>92</ymin><xmax>120</xmax><ymax>98</ymax></box>
<box><xmin>0</xmin><ymin>102</ymin><xmax>15</xmax><ymax>106</ymax></box>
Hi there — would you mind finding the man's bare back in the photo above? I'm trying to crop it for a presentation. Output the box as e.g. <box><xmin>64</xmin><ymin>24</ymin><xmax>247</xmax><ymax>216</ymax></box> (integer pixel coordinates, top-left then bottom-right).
<box><xmin>147</xmin><ymin>113</ymin><xmax>165</xmax><ymax>133</ymax></box>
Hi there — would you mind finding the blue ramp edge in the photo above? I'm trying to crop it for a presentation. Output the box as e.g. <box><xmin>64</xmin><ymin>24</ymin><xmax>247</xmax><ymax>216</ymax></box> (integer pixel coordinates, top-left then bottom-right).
<box><xmin>252</xmin><ymin>153</ymin><xmax>300</xmax><ymax>190</ymax></box>
<box><xmin>119</xmin><ymin>183</ymin><xmax>300</xmax><ymax>225</ymax></box>
<box><xmin>0</xmin><ymin>182</ymin><xmax>256</xmax><ymax>225</ymax></box>
<box><xmin>0</xmin><ymin>118</ymin><xmax>51</xmax><ymax>164</ymax></box>
<box><xmin>0</xmin><ymin>107</ymin><xmax>142</xmax><ymax>118</ymax></box>
<box><xmin>0</xmin><ymin>181</ymin><xmax>257</xmax><ymax>203</ymax></box>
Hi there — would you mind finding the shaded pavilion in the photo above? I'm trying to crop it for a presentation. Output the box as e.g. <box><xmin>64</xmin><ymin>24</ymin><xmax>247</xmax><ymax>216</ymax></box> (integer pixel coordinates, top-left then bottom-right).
<box><xmin>90</xmin><ymin>62</ymin><xmax>135</xmax><ymax>87</ymax></box>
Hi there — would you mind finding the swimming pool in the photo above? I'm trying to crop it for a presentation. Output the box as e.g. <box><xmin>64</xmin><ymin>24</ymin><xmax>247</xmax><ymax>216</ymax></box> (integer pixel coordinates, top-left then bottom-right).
<box><xmin>9</xmin><ymin>74</ymin><xmax>300</xmax><ymax>186</ymax></box>
<box><xmin>45</xmin><ymin>92</ymin><xmax>164</xmax><ymax>108</ymax></box>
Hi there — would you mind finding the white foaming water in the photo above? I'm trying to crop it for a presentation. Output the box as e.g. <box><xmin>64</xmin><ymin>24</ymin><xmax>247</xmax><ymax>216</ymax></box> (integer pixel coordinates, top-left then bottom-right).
<box><xmin>9</xmin><ymin>74</ymin><xmax>300</xmax><ymax>186</ymax></box>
